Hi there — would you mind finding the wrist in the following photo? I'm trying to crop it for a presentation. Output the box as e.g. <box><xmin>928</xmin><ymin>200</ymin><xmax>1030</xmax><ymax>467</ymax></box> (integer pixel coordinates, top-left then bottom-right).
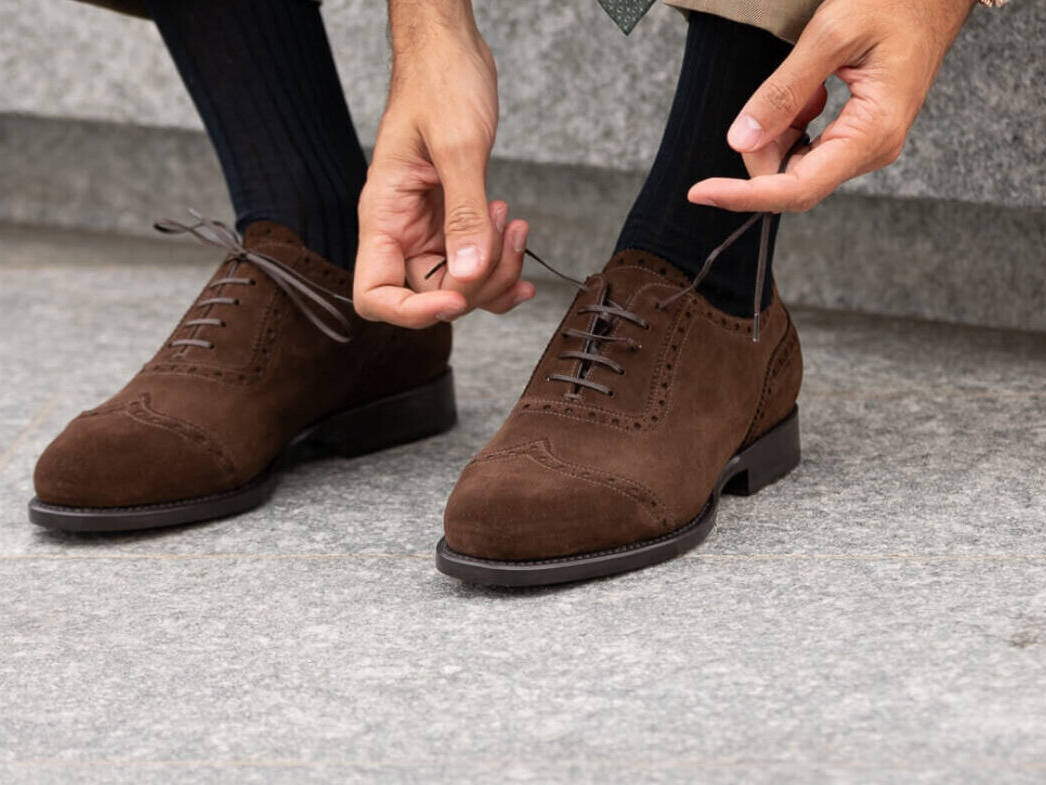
<box><xmin>389</xmin><ymin>0</ymin><xmax>480</xmax><ymax>60</ymax></box>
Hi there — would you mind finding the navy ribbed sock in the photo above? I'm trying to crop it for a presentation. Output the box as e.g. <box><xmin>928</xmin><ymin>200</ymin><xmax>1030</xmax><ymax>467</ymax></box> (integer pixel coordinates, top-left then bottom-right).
<box><xmin>146</xmin><ymin>0</ymin><xmax>366</xmax><ymax>270</ymax></box>
<box><xmin>615</xmin><ymin>12</ymin><xmax>791</xmax><ymax>315</ymax></box>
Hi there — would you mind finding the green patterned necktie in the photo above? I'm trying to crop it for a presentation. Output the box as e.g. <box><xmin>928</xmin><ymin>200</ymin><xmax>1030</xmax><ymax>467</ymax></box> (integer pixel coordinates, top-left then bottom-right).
<box><xmin>597</xmin><ymin>0</ymin><xmax>658</xmax><ymax>33</ymax></box>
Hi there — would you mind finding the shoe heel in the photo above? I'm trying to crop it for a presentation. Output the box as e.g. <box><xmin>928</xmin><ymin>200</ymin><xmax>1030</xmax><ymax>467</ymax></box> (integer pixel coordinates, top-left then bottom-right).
<box><xmin>306</xmin><ymin>369</ymin><xmax>457</xmax><ymax>458</ymax></box>
<box><xmin>721</xmin><ymin>407</ymin><xmax>800</xmax><ymax>497</ymax></box>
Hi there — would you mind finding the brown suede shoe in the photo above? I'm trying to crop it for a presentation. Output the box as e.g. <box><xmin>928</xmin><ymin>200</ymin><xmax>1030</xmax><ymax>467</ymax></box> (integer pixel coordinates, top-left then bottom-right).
<box><xmin>438</xmin><ymin>249</ymin><xmax>800</xmax><ymax>586</ymax></box>
<box><xmin>30</xmin><ymin>220</ymin><xmax>454</xmax><ymax>532</ymax></box>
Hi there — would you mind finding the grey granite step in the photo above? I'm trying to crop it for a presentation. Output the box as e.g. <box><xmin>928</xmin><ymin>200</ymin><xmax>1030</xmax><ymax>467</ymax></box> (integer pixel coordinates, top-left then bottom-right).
<box><xmin>1</xmin><ymin>226</ymin><xmax>1045</xmax><ymax>784</ymax></box>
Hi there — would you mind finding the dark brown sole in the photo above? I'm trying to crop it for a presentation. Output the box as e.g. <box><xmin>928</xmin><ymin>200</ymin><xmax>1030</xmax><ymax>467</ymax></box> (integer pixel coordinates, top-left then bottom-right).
<box><xmin>28</xmin><ymin>369</ymin><xmax>457</xmax><ymax>533</ymax></box>
<box><xmin>434</xmin><ymin>406</ymin><xmax>800</xmax><ymax>587</ymax></box>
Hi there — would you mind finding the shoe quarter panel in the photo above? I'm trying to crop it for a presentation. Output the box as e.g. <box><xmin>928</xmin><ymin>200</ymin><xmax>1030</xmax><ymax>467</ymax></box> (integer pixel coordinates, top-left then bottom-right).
<box><xmin>480</xmin><ymin>288</ymin><xmax>790</xmax><ymax>524</ymax></box>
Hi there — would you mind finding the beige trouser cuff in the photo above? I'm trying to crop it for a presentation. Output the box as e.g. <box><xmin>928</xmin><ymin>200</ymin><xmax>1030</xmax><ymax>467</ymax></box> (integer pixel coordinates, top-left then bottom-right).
<box><xmin>664</xmin><ymin>0</ymin><xmax>824</xmax><ymax>43</ymax></box>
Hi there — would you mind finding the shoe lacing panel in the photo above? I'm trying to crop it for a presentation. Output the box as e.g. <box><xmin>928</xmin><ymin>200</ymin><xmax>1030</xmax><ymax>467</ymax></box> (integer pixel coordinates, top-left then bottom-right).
<box><xmin>155</xmin><ymin>210</ymin><xmax>355</xmax><ymax>348</ymax></box>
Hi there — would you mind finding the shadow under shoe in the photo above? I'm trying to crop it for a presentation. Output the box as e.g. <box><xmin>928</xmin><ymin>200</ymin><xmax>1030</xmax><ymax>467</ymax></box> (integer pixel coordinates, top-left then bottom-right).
<box><xmin>438</xmin><ymin>249</ymin><xmax>802</xmax><ymax>587</ymax></box>
<box><xmin>30</xmin><ymin>220</ymin><xmax>455</xmax><ymax>532</ymax></box>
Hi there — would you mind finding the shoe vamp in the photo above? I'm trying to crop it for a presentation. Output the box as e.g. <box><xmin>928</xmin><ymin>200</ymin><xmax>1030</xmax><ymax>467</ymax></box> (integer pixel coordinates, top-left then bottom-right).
<box><xmin>103</xmin><ymin>362</ymin><xmax>344</xmax><ymax>476</ymax></box>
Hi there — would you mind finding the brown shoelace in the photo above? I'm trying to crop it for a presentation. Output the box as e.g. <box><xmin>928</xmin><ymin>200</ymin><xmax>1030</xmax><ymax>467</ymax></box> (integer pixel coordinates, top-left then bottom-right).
<box><xmin>426</xmin><ymin>220</ymin><xmax>764</xmax><ymax>400</ymax></box>
<box><xmin>155</xmin><ymin>211</ymin><xmax>355</xmax><ymax>346</ymax></box>
<box><xmin>493</xmin><ymin>139</ymin><xmax>807</xmax><ymax>399</ymax></box>
<box><xmin>542</xmin><ymin>200</ymin><xmax>784</xmax><ymax>398</ymax></box>
<box><xmin>425</xmin><ymin>216</ymin><xmax>777</xmax><ymax>399</ymax></box>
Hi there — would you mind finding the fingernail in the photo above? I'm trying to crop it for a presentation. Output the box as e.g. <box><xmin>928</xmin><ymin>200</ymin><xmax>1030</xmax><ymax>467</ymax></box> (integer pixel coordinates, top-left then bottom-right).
<box><xmin>728</xmin><ymin>114</ymin><xmax>763</xmax><ymax>150</ymax></box>
<box><xmin>690</xmin><ymin>192</ymin><xmax>718</xmax><ymax>207</ymax></box>
<box><xmin>436</xmin><ymin>309</ymin><xmax>463</xmax><ymax>322</ymax></box>
<box><xmin>494</xmin><ymin>208</ymin><xmax>507</xmax><ymax>234</ymax></box>
<box><xmin>449</xmin><ymin>245</ymin><xmax>480</xmax><ymax>278</ymax></box>
<box><xmin>512</xmin><ymin>228</ymin><xmax>528</xmax><ymax>253</ymax></box>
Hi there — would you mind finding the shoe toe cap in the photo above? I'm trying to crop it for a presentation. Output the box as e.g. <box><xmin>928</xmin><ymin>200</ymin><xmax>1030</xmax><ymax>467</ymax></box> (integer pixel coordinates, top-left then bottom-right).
<box><xmin>443</xmin><ymin>445</ymin><xmax>666</xmax><ymax>561</ymax></box>
<box><xmin>33</xmin><ymin>404</ymin><xmax>237</xmax><ymax>509</ymax></box>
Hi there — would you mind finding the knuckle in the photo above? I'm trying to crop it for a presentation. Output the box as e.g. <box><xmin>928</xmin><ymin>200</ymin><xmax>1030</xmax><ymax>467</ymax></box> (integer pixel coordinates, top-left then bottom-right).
<box><xmin>803</xmin><ymin>5</ymin><xmax>853</xmax><ymax>53</ymax></box>
<box><xmin>792</xmin><ymin>193</ymin><xmax>820</xmax><ymax>213</ymax></box>
<box><xmin>880</xmin><ymin>146</ymin><xmax>902</xmax><ymax>167</ymax></box>
<box><xmin>431</xmin><ymin>131</ymin><xmax>489</xmax><ymax>161</ymax></box>
<box><xmin>356</xmin><ymin>182</ymin><xmax>375</xmax><ymax>209</ymax></box>
<box><xmin>483</xmin><ymin>300</ymin><xmax>512</xmax><ymax>316</ymax></box>
<box><xmin>810</xmin><ymin>14</ymin><xmax>850</xmax><ymax>54</ymax></box>
<box><xmin>880</xmin><ymin>132</ymin><xmax>906</xmax><ymax>165</ymax></box>
<box><xmin>352</xmin><ymin>295</ymin><xmax>380</xmax><ymax>322</ymax></box>
<box><xmin>763</xmin><ymin>80</ymin><xmax>802</xmax><ymax>116</ymax></box>
<box><xmin>444</xmin><ymin>204</ymin><xmax>487</xmax><ymax>236</ymax></box>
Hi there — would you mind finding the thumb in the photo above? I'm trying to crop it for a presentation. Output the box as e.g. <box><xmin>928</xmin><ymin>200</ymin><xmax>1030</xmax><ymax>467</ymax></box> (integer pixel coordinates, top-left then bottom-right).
<box><xmin>432</xmin><ymin>140</ymin><xmax>496</xmax><ymax>283</ymax></box>
<box><xmin>741</xmin><ymin>84</ymin><xmax>827</xmax><ymax>178</ymax></box>
<box><xmin>727</xmin><ymin>22</ymin><xmax>847</xmax><ymax>154</ymax></box>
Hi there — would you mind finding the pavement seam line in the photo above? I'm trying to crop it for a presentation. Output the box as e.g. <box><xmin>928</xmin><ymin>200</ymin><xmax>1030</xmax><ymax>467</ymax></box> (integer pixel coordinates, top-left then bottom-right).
<box><xmin>0</xmin><ymin>394</ymin><xmax>60</xmax><ymax>473</ymax></box>
<box><xmin>5</xmin><ymin>756</ymin><xmax>1046</xmax><ymax>772</ymax></box>
<box><xmin>3</xmin><ymin>552</ymin><xmax>1046</xmax><ymax>562</ymax></box>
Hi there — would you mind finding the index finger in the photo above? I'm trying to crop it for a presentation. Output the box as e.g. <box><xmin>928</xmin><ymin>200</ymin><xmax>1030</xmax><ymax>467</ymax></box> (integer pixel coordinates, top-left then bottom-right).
<box><xmin>688</xmin><ymin>135</ymin><xmax>866</xmax><ymax>213</ymax></box>
<box><xmin>353</xmin><ymin>232</ymin><xmax>466</xmax><ymax>328</ymax></box>
<box><xmin>356</xmin><ymin>284</ymin><xmax>467</xmax><ymax>329</ymax></box>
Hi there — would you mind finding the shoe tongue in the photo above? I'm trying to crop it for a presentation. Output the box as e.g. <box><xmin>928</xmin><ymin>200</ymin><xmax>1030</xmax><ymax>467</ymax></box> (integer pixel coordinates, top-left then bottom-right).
<box><xmin>598</xmin><ymin>249</ymin><xmax>692</xmax><ymax>298</ymax></box>
<box><xmin>237</xmin><ymin>221</ymin><xmax>351</xmax><ymax>296</ymax></box>
<box><xmin>241</xmin><ymin>221</ymin><xmax>307</xmax><ymax>251</ymax></box>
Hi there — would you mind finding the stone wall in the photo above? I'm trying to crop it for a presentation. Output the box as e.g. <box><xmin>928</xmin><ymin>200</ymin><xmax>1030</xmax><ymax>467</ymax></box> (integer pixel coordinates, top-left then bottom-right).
<box><xmin>1</xmin><ymin>0</ymin><xmax>1044</xmax><ymax>330</ymax></box>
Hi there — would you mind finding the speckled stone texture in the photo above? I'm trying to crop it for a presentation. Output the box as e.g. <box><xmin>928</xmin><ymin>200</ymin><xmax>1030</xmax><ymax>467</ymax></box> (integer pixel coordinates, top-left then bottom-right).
<box><xmin>1</xmin><ymin>0</ymin><xmax>1042</xmax><ymax>206</ymax></box>
<box><xmin>1</xmin><ymin>226</ymin><xmax>1045</xmax><ymax>784</ymax></box>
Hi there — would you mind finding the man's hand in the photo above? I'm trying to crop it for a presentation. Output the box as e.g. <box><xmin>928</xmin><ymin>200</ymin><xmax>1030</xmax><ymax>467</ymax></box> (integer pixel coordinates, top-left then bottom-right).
<box><xmin>354</xmin><ymin>1</ymin><xmax>533</xmax><ymax>328</ymax></box>
<box><xmin>688</xmin><ymin>0</ymin><xmax>974</xmax><ymax>213</ymax></box>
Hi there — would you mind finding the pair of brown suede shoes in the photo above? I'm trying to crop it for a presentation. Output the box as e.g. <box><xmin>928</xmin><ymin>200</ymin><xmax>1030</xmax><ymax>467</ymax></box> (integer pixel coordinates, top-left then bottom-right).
<box><xmin>30</xmin><ymin>221</ymin><xmax>801</xmax><ymax>587</ymax></box>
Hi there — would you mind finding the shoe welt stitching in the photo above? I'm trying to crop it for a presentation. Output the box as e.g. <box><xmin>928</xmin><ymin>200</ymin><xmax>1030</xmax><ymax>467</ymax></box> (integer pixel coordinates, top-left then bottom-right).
<box><xmin>33</xmin><ymin>471</ymin><xmax>270</xmax><ymax>514</ymax></box>
<box><xmin>445</xmin><ymin>498</ymin><xmax>713</xmax><ymax>567</ymax></box>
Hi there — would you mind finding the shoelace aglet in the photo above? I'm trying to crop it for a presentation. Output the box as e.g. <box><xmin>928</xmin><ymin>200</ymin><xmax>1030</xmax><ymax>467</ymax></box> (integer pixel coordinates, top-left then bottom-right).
<box><xmin>424</xmin><ymin>259</ymin><xmax>446</xmax><ymax>280</ymax></box>
<box><xmin>752</xmin><ymin>313</ymin><xmax>760</xmax><ymax>343</ymax></box>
